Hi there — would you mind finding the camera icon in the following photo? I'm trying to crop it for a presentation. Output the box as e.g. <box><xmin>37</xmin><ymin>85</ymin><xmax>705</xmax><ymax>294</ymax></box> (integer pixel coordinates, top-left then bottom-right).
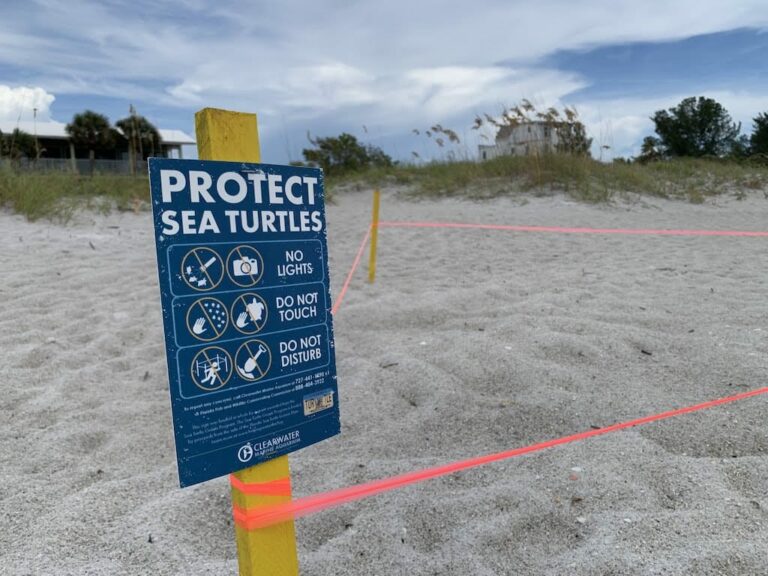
<box><xmin>232</xmin><ymin>257</ymin><xmax>259</xmax><ymax>277</ymax></box>
<box><xmin>227</xmin><ymin>246</ymin><xmax>264</xmax><ymax>286</ymax></box>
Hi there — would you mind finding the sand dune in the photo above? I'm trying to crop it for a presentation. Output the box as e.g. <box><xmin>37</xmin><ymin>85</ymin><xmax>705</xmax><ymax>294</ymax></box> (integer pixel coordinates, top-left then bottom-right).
<box><xmin>2</xmin><ymin>189</ymin><xmax>767</xmax><ymax>575</ymax></box>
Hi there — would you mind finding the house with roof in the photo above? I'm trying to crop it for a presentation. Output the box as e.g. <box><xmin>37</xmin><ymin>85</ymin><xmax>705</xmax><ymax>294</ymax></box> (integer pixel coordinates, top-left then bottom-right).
<box><xmin>0</xmin><ymin>119</ymin><xmax>195</xmax><ymax>172</ymax></box>
<box><xmin>478</xmin><ymin>121</ymin><xmax>560</xmax><ymax>161</ymax></box>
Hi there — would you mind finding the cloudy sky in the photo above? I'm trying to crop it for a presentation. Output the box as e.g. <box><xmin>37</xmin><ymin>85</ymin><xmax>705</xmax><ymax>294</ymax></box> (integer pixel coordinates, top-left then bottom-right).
<box><xmin>1</xmin><ymin>0</ymin><xmax>768</xmax><ymax>162</ymax></box>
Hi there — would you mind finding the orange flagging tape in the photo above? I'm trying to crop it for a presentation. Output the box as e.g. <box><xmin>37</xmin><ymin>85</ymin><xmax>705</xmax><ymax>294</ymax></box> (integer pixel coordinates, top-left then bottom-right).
<box><xmin>332</xmin><ymin>225</ymin><xmax>371</xmax><ymax>316</ymax></box>
<box><xmin>232</xmin><ymin>386</ymin><xmax>768</xmax><ymax>531</ymax></box>
<box><xmin>230</xmin><ymin>475</ymin><xmax>292</xmax><ymax>497</ymax></box>
<box><xmin>379</xmin><ymin>221</ymin><xmax>768</xmax><ymax>237</ymax></box>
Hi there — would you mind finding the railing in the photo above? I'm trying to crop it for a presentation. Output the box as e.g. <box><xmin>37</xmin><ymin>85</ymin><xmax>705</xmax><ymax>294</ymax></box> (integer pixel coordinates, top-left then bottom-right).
<box><xmin>2</xmin><ymin>157</ymin><xmax>149</xmax><ymax>175</ymax></box>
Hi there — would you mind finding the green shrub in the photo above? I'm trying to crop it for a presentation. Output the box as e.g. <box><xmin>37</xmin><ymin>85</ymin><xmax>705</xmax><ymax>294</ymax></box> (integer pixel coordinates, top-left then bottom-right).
<box><xmin>302</xmin><ymin>133</ymin><xmax>392</xmax><ymax>176</ymax></box>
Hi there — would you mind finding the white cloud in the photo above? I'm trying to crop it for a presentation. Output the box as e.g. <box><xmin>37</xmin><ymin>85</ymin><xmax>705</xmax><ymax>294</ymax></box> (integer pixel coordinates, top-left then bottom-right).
<box><xmin>5</xmin><ymin>1</ymin><xmax>768</xmax><ymax>106</ymax></box>
<box><xmin>0</xmin><ymin>86</ymin><xmax>54</xmax><ymax>122</ymax></box>
<box><xmin>268</xmin><ymin>63</ymin><xmax>378</xmax><ymax>109</ymax></box>
<box><xmin>397</xmin><ymin>66</ymin><xmax>586</xmax><ymax>119</ymax></box>
<box><xmin>1</xmin><ymin>1</ymin><xmax>767</xmax><ymax>160</ymax></box>
<box><xmin>164</xmin><ymin>59</ymin><xmax>586</xmax><ymax>137</ymax></box>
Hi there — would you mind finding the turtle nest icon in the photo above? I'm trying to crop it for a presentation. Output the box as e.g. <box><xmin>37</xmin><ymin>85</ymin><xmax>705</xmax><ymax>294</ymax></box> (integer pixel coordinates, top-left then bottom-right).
<box><xmin>202</xmin><ymin>300</ymin><xmax>227</xmax><ymax>331</ymax></box>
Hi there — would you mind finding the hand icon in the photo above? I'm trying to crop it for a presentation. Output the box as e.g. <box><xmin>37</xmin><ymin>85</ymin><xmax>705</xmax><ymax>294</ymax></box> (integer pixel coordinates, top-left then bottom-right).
<box><xmin>236</xmin><ymin>312</ymin><xmax>249</xmax><ymax>329</ymax></box>
<box><xmin>192</xmin><ymin>317</ymin><xmax>207</xmax><ymax>335</ymax></box>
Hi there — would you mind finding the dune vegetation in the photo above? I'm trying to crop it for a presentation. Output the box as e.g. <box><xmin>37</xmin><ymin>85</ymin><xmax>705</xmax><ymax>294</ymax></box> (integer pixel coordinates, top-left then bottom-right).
<box><xmin>329</xmin><ymin>154</ymin><xmax>768</xmax><ymax>204</ymax></box>
<box><xmin>2</xmin><ymin>154</ymin><xmax>768</xmax><ymax>222</ymax></box>
<box><xmin>0</xmin><ymin>169</ymin><xmax>149</xmax><ymax>221</ymax></box>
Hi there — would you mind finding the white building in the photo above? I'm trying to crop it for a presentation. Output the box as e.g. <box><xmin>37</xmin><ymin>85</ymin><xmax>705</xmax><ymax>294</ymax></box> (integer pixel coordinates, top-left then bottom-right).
<box><xmin>0</xmin><ymin>121</ymin><xmax>195</xmax><ymax>171</ymax></box>
<box><xmin>478</xmin><ymin>121</ymin><xmax>560</xmax><ymax>160</ymax></box>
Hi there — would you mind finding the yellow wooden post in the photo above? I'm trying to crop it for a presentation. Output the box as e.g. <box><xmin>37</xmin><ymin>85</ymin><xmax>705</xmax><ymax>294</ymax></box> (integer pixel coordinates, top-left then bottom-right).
<box><xmin>368</xmin><ymin>189</ymin><xmax>381</xmax><ymax>283</ymax></box>
<box><xmin>194</xmin><ymin>107</ymin><xmax>299</xmax><ymax>576</ymax></box>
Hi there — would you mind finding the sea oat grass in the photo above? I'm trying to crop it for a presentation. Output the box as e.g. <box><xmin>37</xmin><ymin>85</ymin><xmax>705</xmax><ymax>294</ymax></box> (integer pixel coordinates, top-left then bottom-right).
<box><xmin>0</xmin><ymin>169</ymin><xmax>149</xmax><ymax>222</ymax></box>
<box><xmin>328</xmin><ymin>156</ymin><xmax>768</xmax><ymax>204</ymax></box>
<box><xmin>3</xmin><ymin>156</ymin><xmax>768</xmax><ymax>222</ymax></box>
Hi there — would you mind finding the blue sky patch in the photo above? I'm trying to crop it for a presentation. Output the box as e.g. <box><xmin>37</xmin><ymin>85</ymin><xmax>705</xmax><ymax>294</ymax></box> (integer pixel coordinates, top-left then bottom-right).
<box><xmin>542</xmin><ymin>28</ymin><xmax>768</xmax><ymax>101</ymax></box>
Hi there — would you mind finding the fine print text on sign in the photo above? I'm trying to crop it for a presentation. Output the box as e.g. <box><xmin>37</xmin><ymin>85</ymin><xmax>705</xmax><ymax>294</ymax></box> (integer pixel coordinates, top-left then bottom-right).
<box><xmin>149</xmin><ymin>158</ymin><xmax>340</xmax><ymax>487</ymax></box>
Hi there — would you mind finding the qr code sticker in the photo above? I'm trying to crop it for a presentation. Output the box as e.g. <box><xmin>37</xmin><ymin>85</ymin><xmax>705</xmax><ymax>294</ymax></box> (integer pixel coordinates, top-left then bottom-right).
<box><xmin>304</xmin><ymin>392</ymin><xmax>334</xmax><ymax>415</ymax></box>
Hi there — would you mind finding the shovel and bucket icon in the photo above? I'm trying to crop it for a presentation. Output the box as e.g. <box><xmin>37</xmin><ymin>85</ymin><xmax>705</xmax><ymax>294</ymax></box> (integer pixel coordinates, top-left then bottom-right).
<box><xmin>238</xmin><ymin>342</ymin><xmax>269</xmax><ymax>380</ymax></box>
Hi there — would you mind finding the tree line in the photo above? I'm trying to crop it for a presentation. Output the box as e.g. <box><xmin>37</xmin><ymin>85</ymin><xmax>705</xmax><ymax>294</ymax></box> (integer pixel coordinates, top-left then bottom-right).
<box><xmin>638</xmin><ymin>96</ymin><xmax>767</xmax><ymax>162</ymax></box>
<box><xmin>0</xmin><ymin>109</ymin><xmax>162</xmax><ymax>174</ymax></box>
<box><xmin>300</xmin><ymin>101</ymin><xmax>594</xmax><ymax>176</ymax></box>
<box><xmin>300</xmin><ymin>97</ymin><xmax>768</xmax><ymax>174</ymax></box>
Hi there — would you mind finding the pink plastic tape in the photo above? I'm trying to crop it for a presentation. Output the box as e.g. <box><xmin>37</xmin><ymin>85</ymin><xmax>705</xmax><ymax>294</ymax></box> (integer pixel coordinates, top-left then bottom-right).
<box><xmin>379</xmin><ymin>221</ymin><xmax>768</xmax><ymax>237</ymax></box>
<box><xmin>232</xmin><ymin>386</ymin><xmax>768</xmax><ymax>530</ymax></box>
<box><xmin>230</xmin><ymin>475</ymin><xmax>292</xmax><ymax>497</ymax></box>
<box><xmin>313</xmin><ymin>218</ymin><xmax>768</xmax><ymax>534</ymax></box>
<box><xmin>332</xmin><ymin>225</ymin><xmax>371</xmax><ymax>316</ymax></box>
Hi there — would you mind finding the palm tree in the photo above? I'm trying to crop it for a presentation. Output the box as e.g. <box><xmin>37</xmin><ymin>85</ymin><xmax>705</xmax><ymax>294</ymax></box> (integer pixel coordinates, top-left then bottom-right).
<box><xmin>66</xmin><ymin>110</ymin><xmax>114</xmax><ymax>175</ymax></box>
<box><xmin>115</xmin><ymin>112</ymin><xmax>162</xmax><ymax>174</ymax></box>
<box><xmin>0</xmin><ymin>128</ymin><xmax>37</xmax><ymax>161</ymax></box>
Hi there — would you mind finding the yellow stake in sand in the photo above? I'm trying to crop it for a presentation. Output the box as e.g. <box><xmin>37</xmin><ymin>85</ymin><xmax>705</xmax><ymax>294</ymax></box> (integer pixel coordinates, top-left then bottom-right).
<box><xmin>194</xmin><ymin>107</ymin><xmax>300</xmax><ymax>576</ymax></box>
<box><xmin>368</xmin><ymin>189</ymin><xmax>381</xmax><ymax>283</ymax></box>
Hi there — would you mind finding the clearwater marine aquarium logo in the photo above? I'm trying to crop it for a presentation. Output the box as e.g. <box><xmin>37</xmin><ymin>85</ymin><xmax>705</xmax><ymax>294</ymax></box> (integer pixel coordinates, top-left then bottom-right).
<box><xmin>237</xmin><ymin>431</ymin><xmax>301</xmax><ymax>462</ymax></box>
<box><xmin>238</xmin><ymin>443</ymin><xmax>254</xmax><ymax>463</ymax></box>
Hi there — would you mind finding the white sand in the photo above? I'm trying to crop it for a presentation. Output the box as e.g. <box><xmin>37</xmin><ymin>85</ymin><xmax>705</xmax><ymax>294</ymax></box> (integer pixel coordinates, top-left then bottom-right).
<box><xmin>2</xmin><ymin>189</ymin><xmax>768</xmax><ymax>575</ymax></box>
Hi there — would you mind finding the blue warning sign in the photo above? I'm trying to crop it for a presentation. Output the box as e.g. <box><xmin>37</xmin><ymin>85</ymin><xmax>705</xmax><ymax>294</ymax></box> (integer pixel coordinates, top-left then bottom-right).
<box><xmin>149</xmin><ymin>158</ymin><xmax>340</xmax><ymax>487</ymax></box>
